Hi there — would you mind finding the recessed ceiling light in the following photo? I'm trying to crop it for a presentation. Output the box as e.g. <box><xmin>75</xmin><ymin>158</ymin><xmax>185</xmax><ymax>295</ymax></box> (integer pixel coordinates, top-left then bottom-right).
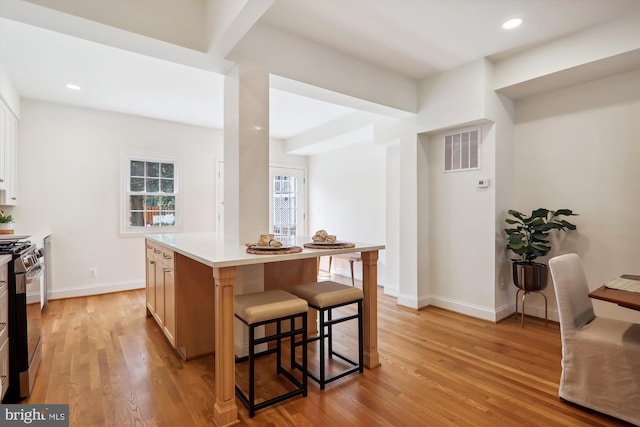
<box><xmin>502</xmin><ymin>18</ymin><xmax>523</xmax><ymax>30</ymax></box>
<box><xmin>65</xmin><ymin>83</ymin><xmax>82</xmax><ymax>91</ymax></box>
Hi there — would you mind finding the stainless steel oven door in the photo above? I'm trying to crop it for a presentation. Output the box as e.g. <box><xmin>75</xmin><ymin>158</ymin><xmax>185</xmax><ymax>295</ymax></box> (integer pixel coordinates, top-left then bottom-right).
<box><xmin>16</xmin><ymin>264</ymin><xmax>43</xmax><ymax>374</ymax></box>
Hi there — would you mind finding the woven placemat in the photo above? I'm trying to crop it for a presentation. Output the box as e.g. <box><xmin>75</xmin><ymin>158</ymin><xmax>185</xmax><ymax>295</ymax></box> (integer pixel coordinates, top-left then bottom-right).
<box><xmin>303</xmin><ymin>242</ymin><xmax>355</xmax><ymax>249</ymax></box>
<box><xmin>246</xmin><ymin>246</ymin><xmax>303</xmax><ymax>255</ymax></box>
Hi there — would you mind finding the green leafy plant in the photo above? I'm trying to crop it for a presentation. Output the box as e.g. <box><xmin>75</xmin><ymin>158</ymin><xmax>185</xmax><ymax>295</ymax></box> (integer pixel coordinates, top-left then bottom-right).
<box><xmin>0</xmin><ymin>210</ymin><xmax>13</xmax><ymax>223</ymax></box>
<box><xmin>505</xmin><ymin>208</ymin><xmax>578</xmax><ymax>262</ymax></box>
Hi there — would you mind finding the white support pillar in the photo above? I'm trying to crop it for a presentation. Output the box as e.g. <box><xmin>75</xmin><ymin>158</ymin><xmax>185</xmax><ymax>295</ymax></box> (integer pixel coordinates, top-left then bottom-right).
<box><xmin>397</xmin><ymin>121</ymin><xmax>421</xmax><ymax>309</ymax></box>
<box><xmin>223</xmin><ymin>63</ymin><xmax>270</xmax><ymax>245</ymax></box>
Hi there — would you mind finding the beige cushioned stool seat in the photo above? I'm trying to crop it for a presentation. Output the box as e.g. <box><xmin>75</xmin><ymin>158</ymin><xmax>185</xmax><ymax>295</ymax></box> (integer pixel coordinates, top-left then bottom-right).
<box><xmin>292</xmin><ymin>281</ymin><xmax>363</xmax><ymax>309</ymax></box>
<box><xmin>235</xmin><ymin>289</ymin><xmax>308</xmax><ymax>324</ymax></box>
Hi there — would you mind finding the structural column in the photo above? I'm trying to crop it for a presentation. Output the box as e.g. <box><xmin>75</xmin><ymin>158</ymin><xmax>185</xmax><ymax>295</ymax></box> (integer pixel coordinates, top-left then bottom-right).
<box><xmin>361</xmin><ymin>250</ymin><xmax>380</xmax><ymax>368</ymax></box>
<box><xmin>398</xmin><ymin>123</ymin><xmax>421</xmax><ymax>308</ymax></box>
<box><xmin>223</xmin><ymin>63</ymin><xmax>270</xmax><ymax>245</ymax></box>
<box><xmin>212</xmin><ymin>266</ymin><xmax>238</xmax><ymax>427</ymax></box>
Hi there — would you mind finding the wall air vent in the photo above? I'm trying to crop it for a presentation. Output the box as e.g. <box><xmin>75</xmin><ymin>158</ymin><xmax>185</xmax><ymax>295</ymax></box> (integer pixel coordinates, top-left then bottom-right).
<box><xmin>444</xmin><ymin>128</ymin><xmax>480</xmax><ymax>172</ymax></box>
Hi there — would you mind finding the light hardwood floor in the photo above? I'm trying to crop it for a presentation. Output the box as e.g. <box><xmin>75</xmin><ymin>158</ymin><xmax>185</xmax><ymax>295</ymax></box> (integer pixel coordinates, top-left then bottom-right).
<box><xmin>24</xmin><ymin>273</ymin><xmax>630</xmax><ymax>426</ymax></box>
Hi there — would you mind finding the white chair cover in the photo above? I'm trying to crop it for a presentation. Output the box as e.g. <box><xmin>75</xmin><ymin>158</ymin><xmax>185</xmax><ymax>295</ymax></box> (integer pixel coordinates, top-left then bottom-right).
<box><xmin>549</xmin><ymin>253</ymin><xmax>640</xmax><ymax>425</ymax></box>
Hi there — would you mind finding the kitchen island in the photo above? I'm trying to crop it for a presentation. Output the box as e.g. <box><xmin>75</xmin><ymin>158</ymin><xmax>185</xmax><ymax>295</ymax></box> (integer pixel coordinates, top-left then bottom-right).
<box><xmin>145</xmin><ymin>232</ymin><xmax>384</xmax><ymax>427</ymax></box>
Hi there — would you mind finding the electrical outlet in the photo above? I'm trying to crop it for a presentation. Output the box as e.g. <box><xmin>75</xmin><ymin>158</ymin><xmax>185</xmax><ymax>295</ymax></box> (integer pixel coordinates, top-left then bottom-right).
<box><xmin>89</xmin><ymin>267</ymin><xmax>97</xmax><ymax>278</ymax></box>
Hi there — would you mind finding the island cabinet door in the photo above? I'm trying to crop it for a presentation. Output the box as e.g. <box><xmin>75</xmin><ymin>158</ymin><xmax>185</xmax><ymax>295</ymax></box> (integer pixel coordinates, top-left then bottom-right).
<box><xmin>145</xmin><ymin>242</ymin><xmax>156</xmax><ymax>315</ymax></box>
<box><xmin>162</xmin><ymin>250</ymin><xmax>176</xmax><ymax>347</ymax></box>
<box><xmin>153</xmin><ymin>249</ymin><xmax>165</xmax><ymax>329</ymax></box>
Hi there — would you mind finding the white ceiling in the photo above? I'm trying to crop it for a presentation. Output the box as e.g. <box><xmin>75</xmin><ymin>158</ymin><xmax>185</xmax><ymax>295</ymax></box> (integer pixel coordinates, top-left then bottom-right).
<box><xmin>261</xmin><ymin>0</ymin><xmax>639</xmax><ymax>79</ymax></box>
<box><xmin>0</xmin><ymin>0</ymin><xmax>638</xmax><ymax>141</ymax></box>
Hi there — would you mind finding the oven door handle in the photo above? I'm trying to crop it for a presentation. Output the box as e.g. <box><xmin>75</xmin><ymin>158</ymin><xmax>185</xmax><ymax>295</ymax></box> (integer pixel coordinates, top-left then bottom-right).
<box><xmin>27</xmin><ymin>264</ymin><xmax>44</xmax><ymax>281</ymax></box>
<box><xmin>16</xmin><ymin>264</ymin><xmax>44</xmax><ymax>295</ymax></box>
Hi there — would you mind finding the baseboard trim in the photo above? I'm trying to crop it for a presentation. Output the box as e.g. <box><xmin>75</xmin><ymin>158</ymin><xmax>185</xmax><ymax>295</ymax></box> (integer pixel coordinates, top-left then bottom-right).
<box><xmin>427</xmin><ymin>295</ymin><xmax>497</xmax><ymax>321</ymax></box>
<box><xmin>396</xmin><ymin>293</ymin><xmax>427</xmax><ymax>310</ymax></box>
<box><xmin>398</xmin><ymin>294</ymin><xmax>558</xmax><ymax>323</ymax></box>
<box><xmin>49</xmin><ymin>280</ymin><xmax>145</xmax><ymax>300</ymax></box>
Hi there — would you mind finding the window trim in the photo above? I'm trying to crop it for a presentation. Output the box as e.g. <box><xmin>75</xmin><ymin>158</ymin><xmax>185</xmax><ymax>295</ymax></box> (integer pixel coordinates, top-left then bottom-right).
<box><xmin>120</xmin><ymin>153</ymin><xmax>182</xmax><ymax>236</ymax></box>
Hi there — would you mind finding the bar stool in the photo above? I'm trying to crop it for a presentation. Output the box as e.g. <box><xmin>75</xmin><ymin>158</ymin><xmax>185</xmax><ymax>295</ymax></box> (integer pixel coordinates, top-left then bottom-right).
<box><xmin>328</xmin><ymin>252</ymin><xmax>362</xmax><ymax>286</ymax></box>
<box><xmin>291</xmin><ymin>281</ymin><xmax>363</xmax><ymax>389</ymax></box>
<box><xmin>234</xmin><ymin>290</ymin><xmax>308</xmax><ymax>417</ymax></box>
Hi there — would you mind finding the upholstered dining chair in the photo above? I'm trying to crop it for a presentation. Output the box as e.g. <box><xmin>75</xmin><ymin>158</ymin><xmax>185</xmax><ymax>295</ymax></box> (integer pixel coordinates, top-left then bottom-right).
<box><xmin>548</xmin><ymin>253</ymin><xmax>640</xmax><ymax>425</ymax></box>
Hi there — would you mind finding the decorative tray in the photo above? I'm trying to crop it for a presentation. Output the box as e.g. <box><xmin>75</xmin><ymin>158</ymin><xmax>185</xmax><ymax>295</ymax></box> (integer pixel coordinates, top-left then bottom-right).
<box><xmin>246</xmin><ymin>245</ymin><xmax>303</xmax><ymax>255</ymax></box>
<box><xmin>303</xmin><ymin>242</ymin><xmax>355</xmax><ymax>249</ymax></box>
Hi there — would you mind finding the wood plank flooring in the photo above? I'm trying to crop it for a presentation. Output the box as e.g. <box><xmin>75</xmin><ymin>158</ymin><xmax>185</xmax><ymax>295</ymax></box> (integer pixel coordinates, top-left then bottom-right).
<box><xmin>23</xmin><ymin>274</ymin><xmax>631</xmax><ymax>426</ymax></box>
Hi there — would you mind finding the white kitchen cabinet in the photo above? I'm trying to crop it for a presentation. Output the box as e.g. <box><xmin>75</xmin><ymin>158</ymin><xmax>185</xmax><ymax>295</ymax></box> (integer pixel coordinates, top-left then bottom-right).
<box><xmin>0</xmin><ymin>100</ymin><xmax>17</xmax><ymax>206</ymax></box>
<box><xmin>0</xmin><ymin>106</ymin><xmax>6</xmax><ymax>192</ymax></box>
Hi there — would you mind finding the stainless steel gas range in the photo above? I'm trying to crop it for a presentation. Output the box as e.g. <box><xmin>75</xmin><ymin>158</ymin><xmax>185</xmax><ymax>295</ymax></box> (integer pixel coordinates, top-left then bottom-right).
<box><xmin>0</xmin><ymin>238</ymin><xmax>44</xmax><ymax>402</ymax></box>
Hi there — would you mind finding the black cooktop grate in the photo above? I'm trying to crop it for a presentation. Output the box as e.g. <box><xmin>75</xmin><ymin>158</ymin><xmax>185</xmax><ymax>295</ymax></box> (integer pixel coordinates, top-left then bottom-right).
<box><xmin>0</xmin><ymin>240</ymin><xmax>32</xmax><ymax>255</ymax></box>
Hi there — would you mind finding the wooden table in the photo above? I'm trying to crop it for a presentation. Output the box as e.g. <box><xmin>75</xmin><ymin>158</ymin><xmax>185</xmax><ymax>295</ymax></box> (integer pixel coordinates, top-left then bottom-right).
<box><xmin>588</xmin><ymin>274</ymin><xmax>640</xmax><ymax>311</ymax></box>
<box><xmin>146</xmin><ymin>232</ymin><xmax>384</xmax><ymax>427</ymax></box>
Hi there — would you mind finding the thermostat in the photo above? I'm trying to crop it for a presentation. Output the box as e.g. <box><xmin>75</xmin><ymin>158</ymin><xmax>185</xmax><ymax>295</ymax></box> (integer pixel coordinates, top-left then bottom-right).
<box><xmin>477</xmin><ymin>178</ymin><xmax>489</xmax><ymax>188</ymax></box>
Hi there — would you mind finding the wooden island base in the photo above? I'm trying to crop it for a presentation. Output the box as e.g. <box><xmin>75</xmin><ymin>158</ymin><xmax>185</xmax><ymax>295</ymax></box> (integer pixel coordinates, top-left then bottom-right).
<box><xmin>144</xmin><ymin>233</ymin><xmax>383</xmax><ymax>427</ymax></box>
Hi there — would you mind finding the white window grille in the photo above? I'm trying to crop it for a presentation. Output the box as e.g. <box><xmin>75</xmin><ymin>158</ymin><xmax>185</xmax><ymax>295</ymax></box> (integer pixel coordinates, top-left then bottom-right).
<box><xmin>270</xmin><ymin>167</ymin><xmax>306</xmax><ymax>243</ymax></box>
<box><xmin>122</xmin><ymin>155</ymin><xmax>179</xmax><ymax>234</ymax></box>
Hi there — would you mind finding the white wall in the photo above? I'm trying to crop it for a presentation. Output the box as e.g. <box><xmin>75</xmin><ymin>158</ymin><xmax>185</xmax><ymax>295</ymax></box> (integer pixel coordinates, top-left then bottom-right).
<box><xmin>514</xmin><ymin>70</ymin><xmax>640</xmax><ymax>323</ymax></box>
<box><xmin>308</xmin><ymin>140</ymin><xmax>387</xmax><ymax>284</ymax></box>
<box><xmin>416</xmin><ymin>60</ymin><xmax>485</xmax><ymax>132</ymax></box>
<box><xmin>13</xmin><ymin>100</ymin><xmax>223</xmax><ymax>299</ymax></box>
<box><xmin>423</xmin><ymin>123</ymin><xmax>497</xmax><ymax>319</ymax></box>
<box><xmin>411</xmin><ymin>60</ymin><xmax>500</xmax><ymax>318</ymax></box>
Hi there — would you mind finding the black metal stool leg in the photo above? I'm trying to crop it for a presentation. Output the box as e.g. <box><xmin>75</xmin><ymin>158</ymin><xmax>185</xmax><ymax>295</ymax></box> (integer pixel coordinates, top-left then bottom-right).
<box><xmin>327</xmin><ymin>308</ymin><xmax>333</xmax><ymax>357</ymax></box>
<box><xmin>358</xmin><ymin>300</ymin><xmax>364</xmax><ymax>373</ymax></box>
<box><xmin>319</xmin><ymin>308</ymin><xmax>326</xmax><ymax>389</ymax></box>
<box><xmin>290</xmin><ymin>316</ymin><xmax>296</xmax><ymax>369</ymax></box>
<box><xmin>249</xmin><ymin>324</ymin><xmax>256</xmax><ymax>418</ymax></box>
<box><xmin>301</xmin><ymin>314</ymin><xmax>308</xmax><ymax>396</ymax></box>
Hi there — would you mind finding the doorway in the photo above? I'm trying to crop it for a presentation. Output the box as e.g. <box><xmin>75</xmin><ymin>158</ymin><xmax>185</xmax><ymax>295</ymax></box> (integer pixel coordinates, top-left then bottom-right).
<box><xmin>269</xmin><ymin>167</ymin><xmax>306</xmax><ymax>242</ymax></box>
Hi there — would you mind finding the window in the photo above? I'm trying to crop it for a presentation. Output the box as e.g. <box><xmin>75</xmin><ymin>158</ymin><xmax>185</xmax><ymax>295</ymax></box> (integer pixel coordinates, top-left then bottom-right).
<box><xmin>444</xmin><ymin>128</ymin><xmax>480</xmax><ymax>172</ymax></box>
<box><xmin>123</xmin><ymin>156</ymin><xmax>178</xmax><ymax>233</ymax></box>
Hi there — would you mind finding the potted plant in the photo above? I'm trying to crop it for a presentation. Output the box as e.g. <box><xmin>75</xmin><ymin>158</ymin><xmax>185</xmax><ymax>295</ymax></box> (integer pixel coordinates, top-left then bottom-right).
<box><xmin>505</xmin><ymin>208</ymin><xmax>578</xmax><ymax>290</ymax></box>
<box><xmin>0</xmin><ymin>210</ymin><xmax>15</xmax><ymax>234</ymax></box>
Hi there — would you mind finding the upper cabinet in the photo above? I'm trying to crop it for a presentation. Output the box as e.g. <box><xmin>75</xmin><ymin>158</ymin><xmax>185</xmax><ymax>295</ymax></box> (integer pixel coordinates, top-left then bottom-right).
<box><xmin>0</xmin><ymin>100</ymin><xmax>17</xmax><ymax>206</ymax></box>
<box><xmin>0</xmin><ymin>106</ymin><xmax>6</xmax><ymax>192</ymax></box>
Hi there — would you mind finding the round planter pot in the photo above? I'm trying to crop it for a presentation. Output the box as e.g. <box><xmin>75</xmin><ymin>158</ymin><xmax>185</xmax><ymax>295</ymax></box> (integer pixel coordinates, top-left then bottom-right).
<box><xmin>512</xmin><ymin>261</ymin><xmax>548</xmax><ymax>291</ymax></box>
<box><xmin>0</xmin><ymin>222</ymin><xmax>15</xmax><ymax>234</ymax></box>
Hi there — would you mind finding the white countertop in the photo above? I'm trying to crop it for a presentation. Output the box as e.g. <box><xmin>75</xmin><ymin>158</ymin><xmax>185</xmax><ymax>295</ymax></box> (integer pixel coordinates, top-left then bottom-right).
<box><xmin>145</xmin><ymin>232</ymin><xmax>385</xmax><ymax>269</ymax></box>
